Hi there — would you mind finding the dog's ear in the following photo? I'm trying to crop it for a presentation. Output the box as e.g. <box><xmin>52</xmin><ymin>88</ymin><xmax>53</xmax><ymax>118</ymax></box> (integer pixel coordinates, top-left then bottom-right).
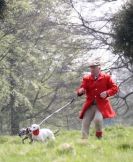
<box><xmin>26</xmin><ymin>128</ymin><xmax>29</xmax><ymax>134</ymax></box>
<box><xmin>26</xmin><ymin>127</ymin><xmax>31</xmax><ymax>134</ymax></box>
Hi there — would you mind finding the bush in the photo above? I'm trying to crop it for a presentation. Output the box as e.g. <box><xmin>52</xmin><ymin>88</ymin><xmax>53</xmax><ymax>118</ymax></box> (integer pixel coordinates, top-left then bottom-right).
<box><xmin>112</xmin><ymin>1</ymin><xmax>133</xmax><ymax>63</ymax></box>
<box><xmin>0</xmin><ymin>0</ymin><xmax>6</xmax><ymax>19</ymax></box>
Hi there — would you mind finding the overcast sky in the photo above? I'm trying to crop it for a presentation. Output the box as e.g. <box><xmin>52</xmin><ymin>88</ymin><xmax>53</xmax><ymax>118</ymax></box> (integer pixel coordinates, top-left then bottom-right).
<box><xmin>70</xmin><ymin>0</ymin><xmax>127</xmax><ymax>70</ymax></box>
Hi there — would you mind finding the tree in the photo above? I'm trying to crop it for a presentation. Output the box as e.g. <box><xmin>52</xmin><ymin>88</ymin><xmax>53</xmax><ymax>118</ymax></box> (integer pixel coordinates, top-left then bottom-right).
<box><xmin>0</xmin><ymin>0</ymin><xmax>6</xmax><ymax>19</ymax></box>
<box><xmin>0</xmin><ymin>0</ymin><xmax>59</xmax><ymax>134</ymax></box>
<box><xmin>1</xmin><ymin>0</ymin><xmax>133</xmax><ymax>134</ymax></box>
<box><xmin>0</xmin><ymin>0</ymin><xmax>84</xmax><ymax>134</ymax></box>
<box><xmin>66</xmin><ymin>0</ymin><xmax>133</xmax><ymax>122</ymax></box>
<box><xmin>112</xmin><ymin>0</ymin><xmax>133</xmax><ymax>64</ymax></box>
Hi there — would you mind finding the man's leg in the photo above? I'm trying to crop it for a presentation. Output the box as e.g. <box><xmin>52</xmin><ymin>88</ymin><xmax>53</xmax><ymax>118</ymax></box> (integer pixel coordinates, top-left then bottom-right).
<box><xmin>81</xmin><ymin>106</ymin><xmax>96</xmax><ymax>139</ymax></box>
<box><xmin>93</xmin><ymin>108</ymin><xmax>103</xmax><ymax>138</ymax></box>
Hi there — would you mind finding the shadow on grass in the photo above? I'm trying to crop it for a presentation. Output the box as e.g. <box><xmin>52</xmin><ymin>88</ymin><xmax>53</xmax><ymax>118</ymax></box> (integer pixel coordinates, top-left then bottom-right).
<box><xmin>0</xmin><ymin>136</ymin><xmax>9</xmax><ymax>144</ymax></box>
<box><xmin>118</xmin><ymin>143</ymin><xmax>133</xmax><ymax>150</ymax></box>
<box><xmin>56</xmin><ymin>143</ymin><xmax>76</xmax><ymax>155</ymax></box>
<box><xmin>0</xmin><ymin>136</ymin><xmax>22</xmax><ymax>145</ymax></box>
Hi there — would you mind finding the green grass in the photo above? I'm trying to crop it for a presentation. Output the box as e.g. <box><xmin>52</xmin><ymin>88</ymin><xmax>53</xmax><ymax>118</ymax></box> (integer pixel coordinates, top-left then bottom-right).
<box><xmin>0</xmin><ymin>125</ymin><xmax>133</xmax><ymax>162</ymax></box>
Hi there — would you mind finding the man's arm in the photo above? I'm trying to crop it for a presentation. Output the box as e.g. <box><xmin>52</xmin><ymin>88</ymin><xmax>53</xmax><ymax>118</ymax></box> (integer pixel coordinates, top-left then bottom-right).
<box><xmin>76</xmin><ymin>77</ymin><xmax>87</xmax><ymax>96</ymax></box>
<box><xmin>100</xmin><ymin>75</ymin><xmax>118</xmax><ymax>99</ymax></box>
<box><xmin>106</xmin><ymin>74</ymin><xmax>119</xmax><ymax>97</ymax></box>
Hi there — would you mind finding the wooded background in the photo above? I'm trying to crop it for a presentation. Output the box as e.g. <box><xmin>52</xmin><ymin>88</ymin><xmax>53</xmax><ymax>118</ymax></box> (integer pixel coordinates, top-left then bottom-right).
<box><xmin>0</xmin><ymin>0</ymin><xmax>133</xmax><ymax>135</ymax></box>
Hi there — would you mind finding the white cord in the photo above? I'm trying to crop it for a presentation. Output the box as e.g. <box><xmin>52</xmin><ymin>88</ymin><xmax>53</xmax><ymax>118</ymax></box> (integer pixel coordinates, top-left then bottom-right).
<box><xmin>39</xmin><ymin>98</ymin><xmax>75</xmax><ymax>126</ymax></box>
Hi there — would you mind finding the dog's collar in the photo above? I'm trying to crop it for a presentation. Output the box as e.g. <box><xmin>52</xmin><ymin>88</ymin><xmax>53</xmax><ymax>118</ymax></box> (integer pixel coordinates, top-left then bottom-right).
<box><xmin>32</xmin><ymin>129</ymin><xmax>39</xmax><ymax>136</ymax></box>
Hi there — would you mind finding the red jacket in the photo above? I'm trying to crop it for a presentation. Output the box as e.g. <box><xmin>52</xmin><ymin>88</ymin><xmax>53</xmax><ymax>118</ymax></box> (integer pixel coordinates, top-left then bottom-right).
<box><xmin>77</xmin><ymin>72</ymin><xmax>119</xmax><ymax>119</ymax></box>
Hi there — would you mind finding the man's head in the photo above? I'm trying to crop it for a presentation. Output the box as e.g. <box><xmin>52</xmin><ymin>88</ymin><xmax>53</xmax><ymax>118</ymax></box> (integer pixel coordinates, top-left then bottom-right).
<box><xmin>89</xmin><ymin>61</ymin><xmax>101</xmax><ymax>76</ymax></box>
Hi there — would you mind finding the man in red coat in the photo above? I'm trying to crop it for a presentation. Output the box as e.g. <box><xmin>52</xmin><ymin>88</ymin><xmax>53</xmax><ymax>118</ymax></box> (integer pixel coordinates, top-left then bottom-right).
<box><xmin>77</xmin><ymin>60</ymin><xmax>118</xmax><ymax>139</ymax></box>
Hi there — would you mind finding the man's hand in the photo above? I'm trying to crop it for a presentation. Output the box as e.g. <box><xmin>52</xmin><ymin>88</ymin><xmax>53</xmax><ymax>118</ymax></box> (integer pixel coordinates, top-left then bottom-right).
<box><xmin>100</xmin><ymin>91</ymin><xmax>107</xmax><ymax>99</ymax></box>
<box><xmin>78</xmin><ymin>88</ymin><xmax>85</xmax><ymax>95</ymax></box>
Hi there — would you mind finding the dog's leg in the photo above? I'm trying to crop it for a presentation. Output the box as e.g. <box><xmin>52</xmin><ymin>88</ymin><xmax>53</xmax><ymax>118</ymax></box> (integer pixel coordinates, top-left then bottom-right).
<box><xmin>29</xmin><ymin>139</ymin><xmax>33</xmax><ymax>144</ymax></box>
<box><xmin>54</xmin><ymin>129</ymin><xmax>60</xmax><ymax>136</ymax></box>
<box><xmin>22</xmin><ymin>136</ymin><xmax>28</xmax><ymax>144</ymax></box>
<box><xmin>28</xmin><ymin>133</ymin><xmax>33</xmax><ymax>144</ymax></box>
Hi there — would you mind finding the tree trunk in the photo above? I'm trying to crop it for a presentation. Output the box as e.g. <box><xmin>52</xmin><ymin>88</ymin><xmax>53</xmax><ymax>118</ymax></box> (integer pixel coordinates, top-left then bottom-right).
<box><xmin>11</xmin><ymin>112</ymin><xmax>19</xmax><ymax>135</ymax></box>
<box><xmin>8</xmin><ymin>54</ymin><xmax>20</xmax><ymax>135</ymax></box>
<box><xmin>66</xmin><ymin>115</ymin><xmax>69</xmax><ymax>130</ymax></box>
<box><xmin>0</xmin><ymin>114</ymin><xmax>3</xmax><ymax>134</ymax></box>
<box><xmin>10</xmin><ymin>93</ymin><xmax>20</xmax><ymax>135</ymax></box>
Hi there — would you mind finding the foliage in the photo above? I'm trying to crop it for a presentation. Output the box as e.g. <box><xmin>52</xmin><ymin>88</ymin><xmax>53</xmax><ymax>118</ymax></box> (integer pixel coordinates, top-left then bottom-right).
<box><xmin>0</xmin><ymin>0</ymin><xmax>82</xmax><ymax>134</ymax></box>
<box><xmin>112</xmin><ymin>0</ymin><xmax>133</xmax><ymax>63</ymax></box>
<box><xmin>0</xmin><ymin>0</ymin><xmax>6</xmax><ymax>19</ymax></box>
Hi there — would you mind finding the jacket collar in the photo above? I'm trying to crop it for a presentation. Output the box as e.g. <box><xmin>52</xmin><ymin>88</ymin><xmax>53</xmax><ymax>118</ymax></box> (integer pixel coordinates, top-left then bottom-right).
<box><xmin>90</xmin><ymin>72</ymin><xmax>104</xmax><ymax>81</ymax></box>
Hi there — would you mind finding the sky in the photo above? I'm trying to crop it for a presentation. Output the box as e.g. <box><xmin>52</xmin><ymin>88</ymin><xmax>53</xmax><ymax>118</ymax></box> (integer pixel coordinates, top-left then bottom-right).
<box><xmin>70</xmin><ymin>0</ymin><xmax>127</xmax><ymax>69</ymax></box>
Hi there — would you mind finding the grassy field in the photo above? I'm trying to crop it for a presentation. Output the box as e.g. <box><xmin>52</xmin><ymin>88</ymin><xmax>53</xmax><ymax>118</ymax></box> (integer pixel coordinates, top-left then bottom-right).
<box><xmin>0</xmin><ymin>125</ymin><xmax>133</xmax><ymax>162</ymax></box>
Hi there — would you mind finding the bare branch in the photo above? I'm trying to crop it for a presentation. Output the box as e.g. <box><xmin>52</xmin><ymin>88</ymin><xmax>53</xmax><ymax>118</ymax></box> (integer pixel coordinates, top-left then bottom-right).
<box><xmin>69</xmin><ymin>0</ymin><xmax>114</xmax><ymax>37</ymax></box>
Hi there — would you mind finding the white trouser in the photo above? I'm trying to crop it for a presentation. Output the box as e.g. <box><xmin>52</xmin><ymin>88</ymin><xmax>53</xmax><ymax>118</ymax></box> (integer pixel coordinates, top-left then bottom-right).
<box><xmin>81</xmin><ymin>105</ymin><xmax>103</xmax><ymax>139</ymax></box>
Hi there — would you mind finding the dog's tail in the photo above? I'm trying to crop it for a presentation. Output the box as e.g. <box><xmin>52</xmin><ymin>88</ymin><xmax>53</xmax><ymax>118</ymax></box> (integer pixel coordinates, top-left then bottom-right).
<box><xmin>53</xmin><ymin>129</ymin><xmax>60</xmax><ymax>136</ymax></box>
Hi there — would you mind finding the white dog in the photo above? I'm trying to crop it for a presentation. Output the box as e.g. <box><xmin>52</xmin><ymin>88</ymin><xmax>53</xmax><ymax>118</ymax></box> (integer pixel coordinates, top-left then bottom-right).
<box><xmin>30</xmin><ymin>124</ymin><xmax>55</xmax><ymax>142</ymax></box>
